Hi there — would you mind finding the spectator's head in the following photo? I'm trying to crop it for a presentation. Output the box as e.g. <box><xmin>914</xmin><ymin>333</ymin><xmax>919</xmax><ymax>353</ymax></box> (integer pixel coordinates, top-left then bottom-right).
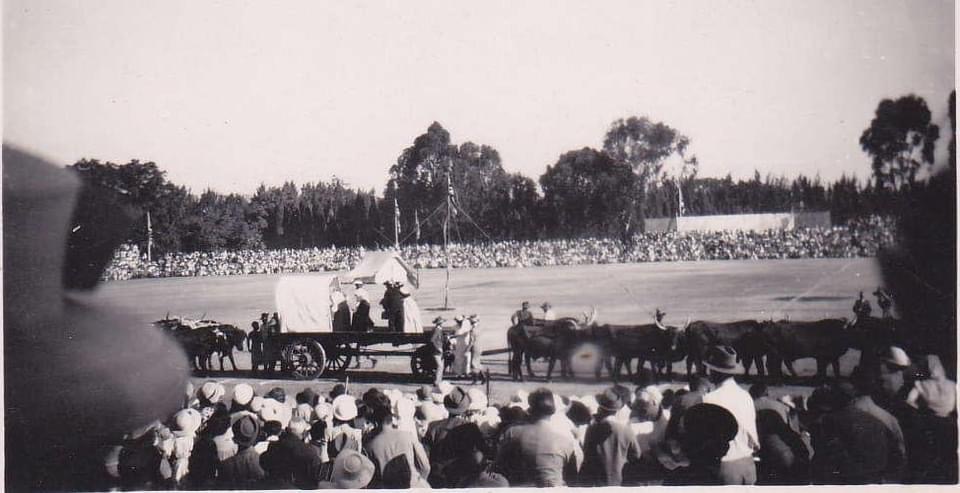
<box><xmin>596</xmin><ymin>388</ymin><xmax>624</xmax><ymax>418</ymax></box>
<box><xmin>251</xmin><ymin>321</ymin><xmax>260</xmax><ymax>331</ymax></box>
<box><xmin>444</xmin><ymin>387</ymin><xmax>471</xmax><ymax>416</ymax></box>
<box><xmin>232</xmin><ymin>415</ymin><xmax>260</xmax><ymax>448</ymax></box>
<box><xmin>528</xmin><ymin>388</ymin><xmax>556</xmax><ymax>420</ymax></box>
<box><xmin>263</xmin><ymin>420</ymin><xmax>283</xmax><ymax>438</ymax></box>
<box><xmin>749</xmin><ymin>383</ymin><xmax>769</xmax><ymax>400</ymax></box>
<box><xmin>366</xmin><ymin>391</ymin><xmax>393</xmax><ymax>426</ymax></box>
<box><xmin>296</xmin><ymin>387</ymin><xmax>319</xmax><ymax>407</ymax></box>
<box><xmin>704</xmin><ymin>345</ymin><xmax>743</xmax><ymax>383</ymax></box>
<box><xmin>332</xmin><ymin>394</ymin><xmax>358</xmax><ymax>424</ymax></box>
<box><xmin>688</xmin><ymin>375</ymin><xmax>712</xmax><ymax>393</ymax></box>
<box><xmin>521</xmin><ymin>301</ymin><xmax>530</xmax><ymax>310</ymax></box>
<box><xmin>566</xmin><ymin>400</ymin><xmax>592</xmax><ymax>426</ymax></box>
<box><xmin>416</xmin><ymin>384</ymin><xmax>432</xmax><ymax>402</ymax></box>
<box><xmin>329</xmin><ymin>450</ymin><xmax>375</xmax><ymax>489</ymax></box>
<box><xmin>329</xmin><ymin>383</ymin><xmax>347</xmax><ymax>400</ymax></box>
<box><xmin>198</xmin><ymin>381</ymin><xmax>225</xmax><ymax>406</ymax></box>
<box><xmin>265</xmin><ymin>387</ymin><xmax>286</xmax><ymax>403</ymax></box>
<box><xmin>661</xmin><ymin>389</ymin><xmax>676</xmax><ymax>410</ymax></box>
<box><xmin>287</xmin><ymin>417</ymin><xmax>310</xmax><ymax>440</ymax></box>
<box><xmin>680</xmin><ymin>403</ymin><xmax>738</xmax><ymax>465</ymax></box>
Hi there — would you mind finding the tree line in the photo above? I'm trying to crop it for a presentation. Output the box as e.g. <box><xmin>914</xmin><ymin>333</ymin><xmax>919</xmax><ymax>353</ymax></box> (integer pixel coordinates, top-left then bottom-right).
<box><xmin>69</xmin><ymin>91</ymin><xmax>955</xmax><ymax>256</ymax></box>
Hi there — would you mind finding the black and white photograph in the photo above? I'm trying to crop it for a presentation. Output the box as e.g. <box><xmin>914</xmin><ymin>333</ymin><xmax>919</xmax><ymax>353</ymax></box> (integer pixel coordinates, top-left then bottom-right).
<box><xmin>3</xmin><ymin>0</ymin><xmax>956</xmax><ymax>490</ymax></box>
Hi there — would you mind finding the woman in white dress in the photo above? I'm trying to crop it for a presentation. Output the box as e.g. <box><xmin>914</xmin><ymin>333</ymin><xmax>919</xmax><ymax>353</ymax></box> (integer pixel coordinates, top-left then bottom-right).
<box><xmin>399</xmin><ymin>286</ymin><xmax>423</xmax><ymax>333</ymax></box>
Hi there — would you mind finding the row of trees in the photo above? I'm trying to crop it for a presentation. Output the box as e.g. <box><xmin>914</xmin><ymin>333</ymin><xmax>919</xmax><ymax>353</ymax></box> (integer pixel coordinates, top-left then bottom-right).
<box><xmin>69</xmin><ymin>92</ymin><xmax>954</xmax><ymax>255</ymax></box>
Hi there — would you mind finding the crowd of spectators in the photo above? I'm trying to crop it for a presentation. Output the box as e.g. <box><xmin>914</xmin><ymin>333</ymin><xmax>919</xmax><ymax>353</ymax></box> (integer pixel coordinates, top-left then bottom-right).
<box><xmin>103</xmin><ymin>343</ymin><xmax>955</xmax><ymax>490</ymax></box>
<box><xmin>101</xmin><ymin>217</ymin><xmax>896</xmax><ymax>281</ymax></box>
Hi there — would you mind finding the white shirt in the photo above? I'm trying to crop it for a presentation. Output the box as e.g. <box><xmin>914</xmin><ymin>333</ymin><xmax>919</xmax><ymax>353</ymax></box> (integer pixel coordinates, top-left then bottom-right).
<box><xmin>542</xmin><ymin>309</ymin><xmax>557</xmax><ymax>321</ymax></box>
<box><xmin>702</xmin><ymin>377</ymin><xmax>759</xmax><ymax>461</ymax></box>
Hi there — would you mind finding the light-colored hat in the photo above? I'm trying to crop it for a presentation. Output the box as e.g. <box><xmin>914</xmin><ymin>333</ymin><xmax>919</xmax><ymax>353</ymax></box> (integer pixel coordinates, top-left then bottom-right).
<box><xmin>353</xmin><ymin>280</ymin><xmax>364</xmax><ymax>286</ymax></box>
<box><xmin>259</xmin><ymin>399</ymin><xmax>292</xmax><ymax>428</ymax></box>
<box><xmin>398</xmin><ymin>285</ymin><xmax>411</xmax><ymax>296</ymax></box>
<box><xmin>287</xmin><ymin>417</ymin><xmax>311</xmax><ymax>438</ymax></box>
<box><xmin>174</xmin><ymin>408</ymin><xmax>202</xmax><ymax>435</ymax></box>
<box><xmin>467</xmin><ymin>388</ymin><xmax>488</xmax><ymax>412</ymax></box>
<box><xmin>437</xmin><ymin>381</ymin><xmax>454</xmax><ymax>396</ymax></box>
<box><xmin>881</xmin><ymin>346</ymin><xmax>911</xmax><ymax>368</ymax></box>
<box><xmin>703</xmin><ymin>345</ymin><xmax>744</xmax><ymax>374</ymax></box>
<box><xmin>314</xmin><ymin>402</ymin><xmax>333</xmax><ymax>421</ymax></box>
<box><xmin>509</xmin><ymin>390</ymin><xmax>530</xmax><ymax>410</ymax></box>
<box><xmin>232</xmin><ymin>384</ymin><xmax>254</xmax><ymax>406</ymax></box>
<box><xmin>418</xmin><ymin>401</ymin><xmax>446</xmax><ymax>424</ymax></box>
<box><xmin>579</xmin><ymin>395</ymin><xmax>599</xmax><ymax>415</ymax></box>
<box><xmin>295</xmin><ymin>403</ymin><xmax>314</xmax><ymax>421</ymax></box>
<box><xmin>250</xmin><ymin>396</ymin><xmax>265</xmax><ymax>413</ymax></box>
<box><xmin>332</xmin><ymin>394</ymin><xmax>358</xmax><ymax>421</ymax></box>
<box><xmin>199</xmin><ymin>381</ymin><xmax>226</xmax><ymax>403</ymax></box>
<box><xmin>454</xmin><ymin>315</ymin><xmax>465</xmax><ymax>323</ymax></box>
<box><xmin>330</xmin><ymin>450</ymin><xmax>375</xmax><ymax>489</ymax></box>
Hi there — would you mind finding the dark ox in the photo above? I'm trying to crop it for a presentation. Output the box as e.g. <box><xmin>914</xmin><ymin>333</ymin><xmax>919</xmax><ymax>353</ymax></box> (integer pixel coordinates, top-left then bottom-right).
<box><xmin>685</xmin><ymin>320</ymin><xmax>767</xmax><ymax>376</ymax></box>
<box><xmin>587</xmin><ymin>323</ymin><xmax>687</xmax><ymax>381</ymax></box>
<box><xmin>507</xmin><ymin>318</ymin><xmax>581</xmax><ymax>381</ymax></box>
<box><xmin>154</xmin><ymin>319</ymin><xmax>246</xmax><ymax>371</ymax></box>
<box><xmin>762</xmin><ymin>319</ymin><xmax>852</xmax><ymax>380</ymax></box>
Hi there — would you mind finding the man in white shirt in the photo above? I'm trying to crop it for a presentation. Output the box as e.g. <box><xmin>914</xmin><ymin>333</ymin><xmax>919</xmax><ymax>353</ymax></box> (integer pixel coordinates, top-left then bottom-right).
<box><xmin>701</xmin><ymin>345</ymin><xmax>759</xmax><ymax>485</ymax></box>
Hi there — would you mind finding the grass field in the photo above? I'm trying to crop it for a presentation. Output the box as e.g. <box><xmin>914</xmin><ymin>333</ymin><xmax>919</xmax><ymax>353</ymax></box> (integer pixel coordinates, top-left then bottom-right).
<box><xmin>93</xmin><ymin>258</ymin><xmax>883</xmax><ymax>403</ymax></box>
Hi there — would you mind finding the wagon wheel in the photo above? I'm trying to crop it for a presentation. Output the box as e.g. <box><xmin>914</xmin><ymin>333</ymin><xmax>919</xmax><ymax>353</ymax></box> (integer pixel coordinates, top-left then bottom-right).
<box><xmin>282</xmin><ymin>340</ymin><xmax>326</xmax><ymax>380</ymax></box>
<box><xmin>410</xmin><ymin>345</ymin><xmax>437</xmax><ymax>379</ymax></box>
<box><xmin>326</xmin><ymin>342</ymin><xmax>354</xmax><ymax>375</ymax></box>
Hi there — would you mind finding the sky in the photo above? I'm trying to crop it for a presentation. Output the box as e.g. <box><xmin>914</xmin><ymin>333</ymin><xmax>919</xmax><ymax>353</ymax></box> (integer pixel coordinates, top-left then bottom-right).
<box><xmin>3</xmin><ymin>0</ymin><xmax>955</xmax><ymax>195</ymax></box>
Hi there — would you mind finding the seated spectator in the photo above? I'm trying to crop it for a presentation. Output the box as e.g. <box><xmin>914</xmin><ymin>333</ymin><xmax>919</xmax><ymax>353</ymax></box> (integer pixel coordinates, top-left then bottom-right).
<box><xmin>664</xmin><ymin>403</ymin><xmax>739</xmax><ymax>486</ymax></box>
<box><xmin>750</xmin><ymin>384</ymin><xmax>809</xmax><ymax>485</ymax></box>
<box><xmin>580</xmin><ymin>388</ymin><xmax>642</xmax><ymax>486</ymax></box>
<box><xmin>362</xmin><ymin>391</ymin><xmax>431</xmax><ymax>488</ymax></box>
<box><xmin>495</xmin><ymin>388</ymin><xmax>581</xmax><ymax>487</ymax></box>
<box><xmin>218</xmin><ymin>416</ymin><xmax>266</xmax><ymax>489</ymax></box>
<box><xmin>317</xmin><ymin>450</ymin><xmax>375</xmax><ymax>489</ymax></box>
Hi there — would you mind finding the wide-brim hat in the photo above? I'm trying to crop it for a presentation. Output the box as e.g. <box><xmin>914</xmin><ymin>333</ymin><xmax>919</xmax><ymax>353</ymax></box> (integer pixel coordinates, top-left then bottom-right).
<box><xmin>232</xmin><ymin>383</ymin><xmax>254</xmax><ymax>406</ymax></box>
<box><xmin>880</xmin><ymin>346</ymin><xmax>911</xmax><ymax>368</ymax></box>
<box><xmin>453</xmin><ymin>315</ymin><xmax>465</xmax><ymax>322</ymax></box>
<box><xmin>541</xmin><ymin>302</ymin><xmax>552</xmax><ymax>309</ymax></box>
<box><xmin>432</xmin><ymin>316</ymin><xmax>446</xmax><ymax>325</ymax></box>
<box><xmin>353</xmin><ymin>280</ymin><xmax>364</xmax><ymax>286</ymax></box>
<box><xmin>466</xmin><ymin>388</ymin><xmax>488</xmax><ymax>412</ymax></box>
<box><xmin>232</xmin><ymin>415</ymin><xmax>260</xmax><ymax>447</ymax></box>
<box><xmin>596</xmin><ymin>388</ymin><xmax>624</xmax><ymax>414</ymax></box>
<box><xmin>332</xmin><ymin>394</ymin><xmax>358</xmax><ymax>421</ymax></box>
<box><xmin>331</xmin><ymin>450</ymin><xmax>375</xmax><ymax>489</ymax></box>
<box><xmin>444</xmin><ymin>387</ymin><xmax>471</xmax><ymax>415</ymax></box>
<box><xmin>296</xmin><ymin>388</ymin><xmax>320</xmax><ymax>407</ymax></box>
<box><xmin>703</xmin><ymin>345</ymin><xmax>744</xmax><ymax>374</ymax></box>
<box><xmin>199</xmin><ymin>381</ymin><xmax>225</xmax><ymax>403</ymax></box>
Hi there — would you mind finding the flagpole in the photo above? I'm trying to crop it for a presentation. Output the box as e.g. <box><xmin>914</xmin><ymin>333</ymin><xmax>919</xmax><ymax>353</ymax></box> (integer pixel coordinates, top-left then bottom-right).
<box><xmin>146</xmin><ymin>210</ymin><xmax>153</xmax><ymax>262</ymax></box>
<box><xmin>393</xmin><ymin>197</ymin><xmax>400</xmax><ymax>250</ymax></box>
<box><xmin>443</xmin><ymin>162</ymin><xmax>451</xmax><ymax>310</ymax></box>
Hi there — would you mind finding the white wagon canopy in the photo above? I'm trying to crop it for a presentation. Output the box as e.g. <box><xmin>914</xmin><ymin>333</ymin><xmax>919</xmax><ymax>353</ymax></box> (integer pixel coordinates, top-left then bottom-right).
<box><xmin>348</xmin><ymin>250</ymin><xmax>419</xmax><ymax>288</ymax></box>
<box><xmin>274</xmin><ymin>274</ymin><xmax>342</xmax><ymax>333</ymax></box>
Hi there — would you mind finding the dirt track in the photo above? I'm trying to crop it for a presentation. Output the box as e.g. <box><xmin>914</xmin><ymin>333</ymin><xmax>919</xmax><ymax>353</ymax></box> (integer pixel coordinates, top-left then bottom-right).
<box><xmin>93</xmin><ymin>257</ymin><xmax>883</xmax><ymax>402</ymax></box>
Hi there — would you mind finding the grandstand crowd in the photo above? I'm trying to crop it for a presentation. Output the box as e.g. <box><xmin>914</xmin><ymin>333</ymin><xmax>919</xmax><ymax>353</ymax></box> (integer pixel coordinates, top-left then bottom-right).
<box><xmin>105</xmin><ymin>345</ymin><xmax>955</xmax><ymax>489</ymax></box>
<box><xmin>101</xmin><ymin>217</ymin><xmax>896</xmax><ymax>281</ymax></box>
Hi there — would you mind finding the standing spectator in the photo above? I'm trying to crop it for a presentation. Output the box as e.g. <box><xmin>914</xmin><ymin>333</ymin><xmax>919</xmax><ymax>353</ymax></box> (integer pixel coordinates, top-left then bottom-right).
<box><xmin>495</xmin><ymin>388</ymin><xmax>581</xmax><ymax>487</ymax></box>
<box><xmin>218</xmin><ymin>416</ymin><xmax>266</xmax><ymax>489</ymax></box>
<box><xmin>429</xmin><ymin>317</ymin><xmax>448</xmax><ymax>386</ymax></box>
<box><xmin>248</xmin><ymin>321</ymin><xmax>264</xmax><ymax>372</ymax></box>
<box><xmin>749</xmin><ymin>384</ymin><xmax>809</xmax><ymax>485</ymax></box>
<box><xmin>424</xmin><ymin>387</ymin><xmax>472</xmax><ymax>466</ymax></box>
<box><xmin>810</xmin><ymin>367</ymin><xmax>906</xmax><ymax>484</ymax></box>
<box><xmin>362</xmin><ymin>391</ymin><xmax>431</xmax><ymax>487</ymax></box>
<box><xmin>468</xmin><ymin>314</ymin><xmax>486</xmax><ymax>384</ymax></box>
<box><xmin>664</xmin><ymin>404</ymin><xmax>739</xmax><ymax>486</ymax></box>
<box><xmin>452</xmin><ymin>315</ymin><xmax>474</xmax><ymax>377</ymax></box>
<box><xmin>328</xmin><ymin>395</ymin><xmax>362</xmax><ymax>461</ymax></box>
<box><xmin>701</xmin><ymin>345</ymin><xmax>759</xmax><ymax>485</ymax></box>
<box><xmin>351</xmin><ymin>281</ymin><xmax>374</xmax><ymax>332</ymax></box>
<box><xmin>580</xmin><ymin>388</ymin><xmax>642</xmax><ymax>486</ymax></box>
<box><xmin>873</xmin><ymin>287</ymin><xmax>893</xmax><ymax>318</ymax></box>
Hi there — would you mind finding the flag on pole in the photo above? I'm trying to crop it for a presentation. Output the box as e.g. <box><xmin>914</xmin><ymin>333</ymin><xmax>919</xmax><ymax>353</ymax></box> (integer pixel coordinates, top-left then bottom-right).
<box><xmin>414</xmin><ymin>209</ymin><xmax>421</xmax><ymax>243</ymax></box>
